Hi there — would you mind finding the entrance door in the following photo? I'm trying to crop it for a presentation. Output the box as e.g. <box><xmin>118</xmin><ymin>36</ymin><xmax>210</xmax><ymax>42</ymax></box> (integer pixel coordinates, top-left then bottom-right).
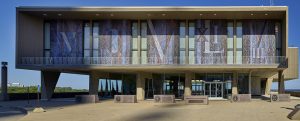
<box><xmin>204</xmin><ymin>82</ymin><xmax>224</xmax><ymax>99</ymax></box>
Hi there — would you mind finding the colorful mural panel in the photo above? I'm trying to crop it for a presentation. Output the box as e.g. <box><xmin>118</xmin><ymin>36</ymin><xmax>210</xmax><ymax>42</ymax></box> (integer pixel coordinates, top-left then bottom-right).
<box><xmin>98</xmin><ymin>20</ymin><xmax>131</xmax><ymax>64</ymax></box>
<box><xmin>242</xmin><ymin>20</ymin><xmax>276</xmax><ymax>64</ymax></box>
<box><xmin>194</xmin><ymin>20</ymin><xmax>227</xmax><ymax>64</ymax></box>
<box><xmin>50</xmin><ymin>20</ymin><xmax>83</xmax><ymax>57</ymax></box>
<box><xmin>147</xmin><ymin>20</ymin><xmax>179</xmax><ymax>64</ymax></box>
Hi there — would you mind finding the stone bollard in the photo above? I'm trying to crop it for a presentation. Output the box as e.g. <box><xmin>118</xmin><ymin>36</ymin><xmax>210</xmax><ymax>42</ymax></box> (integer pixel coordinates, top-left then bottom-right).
<box><xmin>1</xmin><ymin>62</ymin><xmax>8</xmax><ymax>101</ymax></box>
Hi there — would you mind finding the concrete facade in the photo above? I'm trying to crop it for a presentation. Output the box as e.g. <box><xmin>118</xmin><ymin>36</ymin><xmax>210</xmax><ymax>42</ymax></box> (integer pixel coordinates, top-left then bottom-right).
<box><xmin>14</xmin><ymin>6</ymin><xmax>298</xmax><ymax>100</ymax></box>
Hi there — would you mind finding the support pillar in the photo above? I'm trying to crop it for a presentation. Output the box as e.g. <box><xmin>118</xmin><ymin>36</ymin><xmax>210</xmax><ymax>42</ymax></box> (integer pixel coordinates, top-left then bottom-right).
<box><xmin>89</xmin><ymin>72</ymin><xmax>109</xmax><ymax>96</ymax></box>
<box><xmin>184</xmin><ymin>73</ymin><xmax>192</xmax><ymax>97</ymax></box>
<box><xmin>278</xmin><ymin>70</ymin><xmax>285</xmax><ymax>94</ymax></box>
<box><xmin>232</xmin><ymin>72</ymin><xmax>238</xmax><ymax>95</ymax></box>
<box><xmin>1</xmin><ymin>62</ymin><xmax>8</xmax><ymax>101</ymax></box>
<box><xmin>248</xmin><ymin>71</ymin><xmax>252</xmax><ymax>95</ymax></box>
<box><xmin>41</xmin><ymin>71</ymin><xmax>60</xmax><ymax>100</ymax></box>
<box><xmin>136</xmin><ymin>73</ymin><xmax>151</xmax><ymax>101</ymax></box>
<box><xmin>265</xmin><ymin>77</ymin><xmax>273</xmax><ymax>95</ymax></box>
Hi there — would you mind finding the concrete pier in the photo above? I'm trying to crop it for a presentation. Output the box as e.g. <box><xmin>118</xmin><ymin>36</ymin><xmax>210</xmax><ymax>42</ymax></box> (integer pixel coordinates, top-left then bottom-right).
<box><xmin>1</xmin><ymin>62</ymin><xmax>8</xmax><ymax>101</ymax></box>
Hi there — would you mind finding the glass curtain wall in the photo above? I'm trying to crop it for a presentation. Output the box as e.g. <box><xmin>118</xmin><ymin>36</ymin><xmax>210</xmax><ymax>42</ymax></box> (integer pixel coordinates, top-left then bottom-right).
<box><xmin>145</xmin><ymin>73</ymin><xmax>185</xmax><ymax>99</ymax></box>
<box><xmin>98</xmin><ymin>74</ymin><xmax>136</xmax><ymax>98</ymax></box>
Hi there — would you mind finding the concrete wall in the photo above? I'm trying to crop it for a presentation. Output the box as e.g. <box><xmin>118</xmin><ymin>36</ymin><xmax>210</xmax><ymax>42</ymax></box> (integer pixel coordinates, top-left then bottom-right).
<box><xmin>16</xmin><ymin>11</ymin><xmax>44</xmax><ymax>66</ymax></box>
<box><xmin>273</xmin><ymin>47</ymin><xmax>299</xmax><ymax>80</ymax></box>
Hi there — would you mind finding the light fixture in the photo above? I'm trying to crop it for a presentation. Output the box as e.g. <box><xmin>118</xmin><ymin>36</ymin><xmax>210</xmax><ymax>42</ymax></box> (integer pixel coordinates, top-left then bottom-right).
<box><xmin>42</xmin><ymin>13</ymin><xmax>47</xmax><ymax>16</ymax></box>
<box><xmin>110</xmin><ymin>13</ymin><xmax>114</xmax><ymax>17</ymax></box>
<box><xmin>199</xmin><ymin>14</ymin><xmax>203</xmax><ymax>16</ymax></box>
<box><xmin>57</xmin><ymin>13</ymin><xmax>62</xmax><ymax>16</ymax></box>
<box><xmin>95</xmin><ymin>13</ymin><xmax>100</xmax><ymax>16</ymax></box>
<box><xmin>265</xmin><ymin>13</ymin><xmax>268</xmax><ymax>16</ymax></box>
<box><xmin>162</xmin><ymin>13</ymin><xmax>166</xmax><ymax>16</ymax></box>
<box><xmin>251</xmin><ymin>13</ymin><xmax>254</xmax><ymax>16</ymax></box>
<box><xmin>213</xmin><ymin>13</ymin><xmax>217</xmax><ymax>16</ymax></box>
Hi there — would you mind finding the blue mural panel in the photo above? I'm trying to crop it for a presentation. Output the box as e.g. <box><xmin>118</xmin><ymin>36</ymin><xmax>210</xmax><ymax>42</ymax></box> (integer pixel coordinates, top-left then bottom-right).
<box><xmin>50</xmin><ymin>20</ymin><xmax>83</xmax><ymax>57</ymax></box>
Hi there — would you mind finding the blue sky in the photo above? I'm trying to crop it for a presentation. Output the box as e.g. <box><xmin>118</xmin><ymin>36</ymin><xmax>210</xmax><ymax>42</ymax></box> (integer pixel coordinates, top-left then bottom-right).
<box><xmin>0</xmin><ymin>0</ymin><xmax>299</xmax><ymax>89</ymax></box>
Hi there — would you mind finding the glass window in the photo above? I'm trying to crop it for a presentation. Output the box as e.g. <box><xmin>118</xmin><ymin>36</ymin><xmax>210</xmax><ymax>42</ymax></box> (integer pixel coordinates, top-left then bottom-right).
<box><xmin>44</xmin><ymin>23</ymin><xmax>50</xmax><ymax>49</ymax></box>
<box><xmin>141</xmin><ymin>22</ymin><xmax>148</xmax><ymax>64</ymax></box>
<box><xmin>275</xmin><ymin>22</ymin><xmax>282</xmax><ymax>56</ymax></box>
<box><xmin>189</xmin><ymin>51</ymin><xmax>195</xmax><ymax>64</ymax></box>
<box><xmin>132</xmin><ymin>22</ymin><xmax>138</xmax><ymax>50</ymax></box>
<box><xmin>227</xmin><ymin>22</ymin><xmax>234</xmax><ymax>64</ymax></box>
<box><xmin>84</xmin><ymin>23</ymin><xmax>91</xmax><ymax>50</ymax></box>
<box><xmin>93</xmin><ymin>22</ymin><xmax>99</xmax><ymax>50</ymax></box>
<box><xmin>180</xmin><ymin>50</ymin><xmax>185</xmax><ymax>64</ymax></box>
<box><xmin>180</xmin><ymin>22</ymin><xmax>186</xmax><ymax>49</ymax></box>
<box><xmin>141</xmin><ymin>50</ymin><xmax>147</xmax><ymax>64</ymax></box>
<box><xmin>132</xmin><ymin>50</ymin><xmax>138</xmax><ymax>64</ymax></box>
<box><xmin>236</xmin><ymin>22</ymin><xmax>243</xmax><ymax>64</ymax></box>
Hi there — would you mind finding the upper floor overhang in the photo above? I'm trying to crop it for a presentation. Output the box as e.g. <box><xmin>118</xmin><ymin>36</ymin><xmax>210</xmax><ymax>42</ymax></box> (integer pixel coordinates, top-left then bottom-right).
<box><xmin>16</xmin><ymin>6</ymin><xmax>288</xmax><ymax>20</ymax></box>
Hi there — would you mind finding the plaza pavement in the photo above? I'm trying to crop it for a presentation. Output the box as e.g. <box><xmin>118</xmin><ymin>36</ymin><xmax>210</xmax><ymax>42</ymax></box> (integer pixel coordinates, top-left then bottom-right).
<box><xmin>2</xmin><ymin>98</ymin><xmax>297</xmax><ymax>121</ymax></box>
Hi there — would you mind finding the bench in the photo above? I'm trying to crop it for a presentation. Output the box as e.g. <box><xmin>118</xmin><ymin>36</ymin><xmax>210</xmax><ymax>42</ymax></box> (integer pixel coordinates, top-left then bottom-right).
<box><xmin>114</xmin><ymin>95</ymin><xmax>137</xmax><ymax>103</ymax></box>
<box><xmin>184</xmin><ymin>96</ymin><xmax>208</xmax><ymax>105</ymax></box>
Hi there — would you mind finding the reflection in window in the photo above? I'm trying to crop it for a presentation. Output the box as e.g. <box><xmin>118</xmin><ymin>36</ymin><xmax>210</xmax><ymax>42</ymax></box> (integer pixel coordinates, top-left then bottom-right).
<box><xmin>236</xmin><ymin>22</ymin><xmax>243</xmax><ymax>64</ymax></box>
<box><xmin>188</xmin><ymin>22</ymin><xmax>195</xmax><ymax>64</ymax></box>
<box><xmin>44</xmin><ymin>22</ymin><xmax>51</xmax><ymax>58</ymax></box>
<box><xmin>141</xmin><ymin>22</ymin><xmax>148</xmax><ymax>64</ymax></box>
<box><xmin>84</xmin><ymin>22</ymin><xmax>91</xmax><ymax>58</ymax></box>
<box><xmin>131</xmin><ymin>22</ymin><xmax>138</xmax><ymax>64</ymax></box>
<box><xmin>179</xmin><ymin>22</ymin><xmax>186</xmax><ymax>64</ymax></box>
<box><xmin>227</xmin><ymin>22</ymin><xmax>234</xmax><ymax>64</ymax></box>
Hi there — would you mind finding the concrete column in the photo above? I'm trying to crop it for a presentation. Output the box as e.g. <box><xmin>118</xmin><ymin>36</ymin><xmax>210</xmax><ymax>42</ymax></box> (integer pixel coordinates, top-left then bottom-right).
<box><xmin>265</xmin><ymin>77</ymin><xmax>273</xmax><ymax>95</ymax></box>
<box><xmin>89</xmin><ymin>72</ymin><xmax>109</xmax><ymax>95</ymax></box>
<box><xmin>41</xmin><ymin>71</ymin><xmax>60</xmax><ymax>100</ymax></box>
<box><xmin>248</xmin><ymin>71</ymin><xmax>252</xmax><ymax>95</ymax></box>
<box><xmin>1</xmin><ymin>62</ymin><xmax>8</xmax><ymax>101</ymax></box>
<box><xmin>232</xmin><ymin>72</ymin><xmax>238</xmax><ymax>95</ymax></box>
<box><xmin>136</xmin><ymin>73</ymin><xmax>151</xmax><ymax>101</ymax></box>
<box><xmin>184</xmin><ymin>73</ymin><xmax>192</xmax><ymax>97</ymax></box>
<box><xmin>278</xmin><ymin>70</ymin><xmax>285</xmax><ymax>94</ymax></box>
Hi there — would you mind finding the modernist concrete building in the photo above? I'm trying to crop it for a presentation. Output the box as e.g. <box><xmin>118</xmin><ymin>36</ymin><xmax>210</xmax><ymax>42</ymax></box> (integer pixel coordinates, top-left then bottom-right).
<box><xmin>16</xmin><ymin>6</ymin><xmax>298</xmax><ymax>100</ymax></box>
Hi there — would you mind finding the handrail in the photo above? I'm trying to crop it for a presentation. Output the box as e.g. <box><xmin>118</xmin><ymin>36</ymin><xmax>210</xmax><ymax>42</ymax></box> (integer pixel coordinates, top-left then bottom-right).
<box><xmin>19</xmin><ymin>56</ymin><xmax>287</xmax><ymax>66</ymax></box>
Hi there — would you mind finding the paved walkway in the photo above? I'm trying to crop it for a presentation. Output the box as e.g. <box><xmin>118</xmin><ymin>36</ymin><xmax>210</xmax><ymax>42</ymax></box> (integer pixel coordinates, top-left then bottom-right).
<box><xmin>9</xmin><ymin>99</ymin><xmax>299</xmax><ymax>121</ymax></box>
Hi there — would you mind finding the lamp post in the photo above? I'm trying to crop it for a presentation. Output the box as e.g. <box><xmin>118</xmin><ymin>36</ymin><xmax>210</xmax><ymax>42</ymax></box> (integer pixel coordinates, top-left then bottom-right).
<box><xmin>1</xmin><ymin>62</ymin><xmax>8</xmax><ymax>101</ymax></box>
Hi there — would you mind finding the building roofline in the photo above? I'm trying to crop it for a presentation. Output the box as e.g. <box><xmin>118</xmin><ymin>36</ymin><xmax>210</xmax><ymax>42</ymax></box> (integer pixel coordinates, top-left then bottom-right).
<box><xmin>16</xmin><ymin>6</ymin><xmax>288</xmax><ymax>12</ymax></box>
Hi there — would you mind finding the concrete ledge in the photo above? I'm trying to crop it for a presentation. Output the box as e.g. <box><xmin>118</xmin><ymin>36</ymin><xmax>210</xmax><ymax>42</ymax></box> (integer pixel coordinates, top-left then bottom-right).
<box><xmin>114</xmin><ymin>95</ymin><xmax>137</xmax><ymax>103</ymax></box>
<box><xmin>154</xmin><ymin>95</ymin><xmax>175</xmax><ymax>103</ymax></box>
<box><xmin>231</xmin><ymin>94</ymin><xmax>251</xmax><ymax>102</ymax></box>
<box><xmin>184</xmin><ymin>96</ymin><xmax>208</xmax><ymax>105</ymax></box>
<box><xmin>75</xmin><ymin>95</ymin><xmax>99</xmax><ymax>103</ymax></box>
<box><xmin>270</xmin><ymin>94</ymin><xmax>290</xmax><ymax>102</ymax></box>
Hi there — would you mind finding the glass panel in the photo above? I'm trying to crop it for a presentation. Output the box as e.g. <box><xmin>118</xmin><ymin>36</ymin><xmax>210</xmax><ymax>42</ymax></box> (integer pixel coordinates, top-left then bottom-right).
<box><xmin>93</xmin><ymin>22</ymin><xmax>99</xmax><ymax>50</ymax></box>
<box><xmin>44</xmin><ymin>23</ymin><xmax>51</xmax><ymax>49</ymax></box>
<box><xmin>45</xmin><ymin>51</ymin><xmax>50</xmax><ymax>57</ymax></box>
<box><xmin>189</xmin><ymin>22</ymin><xmax>195</xmax><ymax>49</ymax></box>
<box><xmin>227</xmin><ymin>51</ymin><xmax>233</xmax><ymax>64</ymax></box>
<box><xmin>227</xmin><ymin>22</ymin><xmax>234</xmax><ymax>49</ymax></box>
<box><xmin>132</xmin><ymin>51</ymin><xmax>138</xmax><ymax>64</ymax></box>
<box><xmin>84</xmin><ymin>50</ymin><xmax>90</xmax><ymax>57</ymax></box>
<box><xmin>84</xmin><ymin>23</ymin><xmax>91</xmax><ymax>49</ymax></box>
<box><xmin>141</xmin><ymin>50</ymin><xmax>147</xmax><ymax>64</ymax></box>
<box><xmin>141</xmin><ymin>22</ymin><xmax>147</xmax><ymax>50</ymax></box>
<box><xmin>275</xmin><ymin>22</ymin><xmax>282</xmax><ymax>56</ymax></box>
<box><xmin>189</xmin><ymin>51</ymin><xmax>195</xmax><ymax>64</ymax></box>
<box><xmin>132</xmin><ymin>22</ymin><xmax>138</xmax><ymax>50</ymax></box>
<box><xmin>236</xmin><ymin>51</ymin><xmax>242</xmax><ymax>64</ymax></box>
<box><xmin>180</xmin><ymin>50</ymin><xmax>185</xmax><ymax>64</ymax></box>
<box><xmin>180</xmin><ymin>22</ymin><xmax>186</xmax><ymax>49</ymax></box>
<box><xmin>93</xmin><ymin>50</ymin><xmax>98</xmax><ymax>58</ymax></box>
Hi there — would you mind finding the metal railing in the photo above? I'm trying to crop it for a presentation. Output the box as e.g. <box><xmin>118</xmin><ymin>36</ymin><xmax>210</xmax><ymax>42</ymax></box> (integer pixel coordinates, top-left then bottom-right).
<box><xmin>19</xmin><ymin>56</ymin><xmax>287</xmax><ymax>66</ymax></box>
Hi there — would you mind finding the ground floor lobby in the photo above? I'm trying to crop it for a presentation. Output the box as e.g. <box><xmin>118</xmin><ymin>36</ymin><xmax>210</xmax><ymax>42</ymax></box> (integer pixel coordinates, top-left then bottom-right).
<box><xmin>87</xmin><ymin>72</ymin><xmax>279</xmax><ymax>100</ymax></box>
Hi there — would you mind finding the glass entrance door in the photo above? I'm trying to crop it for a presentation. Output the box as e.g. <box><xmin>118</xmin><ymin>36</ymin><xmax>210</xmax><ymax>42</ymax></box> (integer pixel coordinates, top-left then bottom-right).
<box><xmin>204</xmin><ymin>82</ymin><xmax>224</xmax><ymax>99</ymax></box>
